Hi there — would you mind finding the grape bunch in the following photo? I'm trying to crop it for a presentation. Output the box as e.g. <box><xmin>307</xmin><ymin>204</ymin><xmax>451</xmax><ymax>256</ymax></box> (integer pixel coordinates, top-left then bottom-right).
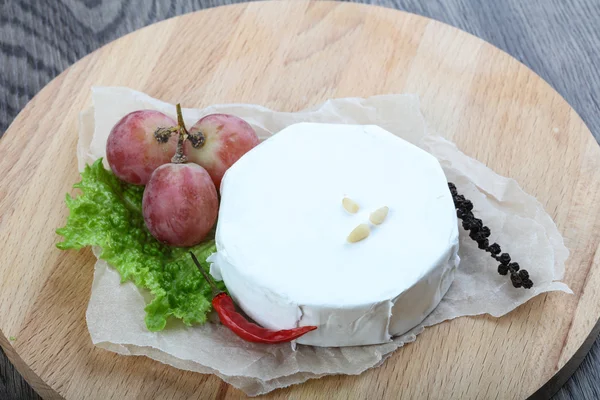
<box><xmin>105</xmin><ymin>105</ymin><xmax>259</xmax><ymax>247</ymax></box>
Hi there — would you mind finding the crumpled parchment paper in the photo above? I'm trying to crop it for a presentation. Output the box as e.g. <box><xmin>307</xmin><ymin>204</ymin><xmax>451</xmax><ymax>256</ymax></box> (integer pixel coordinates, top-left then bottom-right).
<box><xmin>81</xmin><ymin>87</ymin><xmax>571</xmax><ymax>397</ymax></box>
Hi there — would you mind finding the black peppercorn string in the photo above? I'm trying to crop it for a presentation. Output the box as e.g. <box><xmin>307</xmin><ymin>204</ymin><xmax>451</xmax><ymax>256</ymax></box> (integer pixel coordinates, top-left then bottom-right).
<box><xmin>448</xmin><ymin>182</ymin><xmax>533</xmax><ymax>289</ymax></box>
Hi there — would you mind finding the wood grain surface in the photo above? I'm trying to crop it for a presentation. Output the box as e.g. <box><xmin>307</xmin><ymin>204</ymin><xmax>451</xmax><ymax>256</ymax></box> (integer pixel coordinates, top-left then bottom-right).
<box><xmin>1</xmin><ymin>1</ymin><xmax>599</xmax><ymax>400</ymax></box>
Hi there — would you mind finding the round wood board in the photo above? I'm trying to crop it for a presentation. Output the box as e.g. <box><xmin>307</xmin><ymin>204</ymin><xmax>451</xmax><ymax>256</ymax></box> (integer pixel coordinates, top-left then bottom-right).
<box><xmin>1</xmin><ymin>1</ymin><xmax>600</xmax><ymax>399</ymax></box>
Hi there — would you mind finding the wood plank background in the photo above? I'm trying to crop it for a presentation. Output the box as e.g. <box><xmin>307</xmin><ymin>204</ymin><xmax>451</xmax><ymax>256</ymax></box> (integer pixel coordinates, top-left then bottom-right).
<box><xmin>0</xmin><ymin>1</ymin><xmax>599</xmax><ymax>399</ymax></box>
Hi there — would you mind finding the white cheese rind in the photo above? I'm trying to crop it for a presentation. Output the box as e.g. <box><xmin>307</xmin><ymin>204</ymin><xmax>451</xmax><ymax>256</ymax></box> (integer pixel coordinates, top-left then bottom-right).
<box><xmin>209</xmin><ymin>123</ymin><xmax>460</xmax><ymax>347</ymax></box>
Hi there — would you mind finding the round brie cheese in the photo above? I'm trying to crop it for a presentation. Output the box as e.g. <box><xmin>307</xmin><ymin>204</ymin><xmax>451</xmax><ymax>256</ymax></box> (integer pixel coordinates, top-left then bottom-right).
<box><xmin>209</xmin><ymin>123</ymin><xmax>460</xmax><ymax>347</ymax></box>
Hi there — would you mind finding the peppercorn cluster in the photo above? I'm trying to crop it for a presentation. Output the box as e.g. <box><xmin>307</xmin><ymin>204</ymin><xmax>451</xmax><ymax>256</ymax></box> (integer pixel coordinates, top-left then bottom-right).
<box><xmin>448</xmin><ymin>182</ymin><xmax>533</xmax><ymax>289</ymax></box>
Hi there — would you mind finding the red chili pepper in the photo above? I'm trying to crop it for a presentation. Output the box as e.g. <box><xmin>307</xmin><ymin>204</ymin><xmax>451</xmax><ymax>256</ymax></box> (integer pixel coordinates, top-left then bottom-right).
<box><xmin>190</xmin><ymin>252</ymin><xmax>317</xmax><ymax>343</ymax></box>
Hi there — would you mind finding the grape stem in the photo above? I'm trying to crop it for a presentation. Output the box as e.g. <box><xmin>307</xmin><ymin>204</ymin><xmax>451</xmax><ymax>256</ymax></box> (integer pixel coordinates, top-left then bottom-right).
<box><xmin>153</xmin><ymin>104</ymin><xmax>206</xmax><ymax>163</ymax></box>
<box><xmin>154</xmin><ymin>126</ymin><xmax>178</xmax><ymax>143</ymax></box>
<box><xmin>172</xmin><ymin>104</ymin><xmax>189</xmax><ymax>164</ymax></box>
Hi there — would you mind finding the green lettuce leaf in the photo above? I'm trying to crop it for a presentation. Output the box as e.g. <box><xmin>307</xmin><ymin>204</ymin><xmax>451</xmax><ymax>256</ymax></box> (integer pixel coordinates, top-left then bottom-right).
<box><xmin>56</xmin><ymin>159</ymin><xmax>224</xmax><ymax>331</ymax></box>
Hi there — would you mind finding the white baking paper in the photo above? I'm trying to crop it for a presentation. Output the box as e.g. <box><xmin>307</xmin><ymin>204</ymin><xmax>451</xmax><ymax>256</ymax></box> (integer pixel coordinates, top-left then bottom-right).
<box><xmin>81</xmin><ymin>87</ymin><xmax>571</xmax><ymax>396</ymax></box>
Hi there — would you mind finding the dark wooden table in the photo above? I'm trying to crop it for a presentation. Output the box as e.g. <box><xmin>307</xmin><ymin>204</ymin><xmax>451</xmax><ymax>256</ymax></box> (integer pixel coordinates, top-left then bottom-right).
<box><xmin>1</xmin><ymin>1</ymin><xmax>599</xmax><ymax>399</ymax></box>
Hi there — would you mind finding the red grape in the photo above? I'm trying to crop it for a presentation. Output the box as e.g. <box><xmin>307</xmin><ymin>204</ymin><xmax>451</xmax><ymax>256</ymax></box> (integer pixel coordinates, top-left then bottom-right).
<box><xmin>142</xmin><ymin>163</ymin><xmax>218</xmax><ymax>247</ymax></box>
<box><xmin>184</xmin><ymin>114</ymin><xmax>259</xmax><ymax>190</ymax></box>
<box><xmin>106</xmin><ymin>110</ymin><xmax>177</xmax><ymax>185</ymax></box>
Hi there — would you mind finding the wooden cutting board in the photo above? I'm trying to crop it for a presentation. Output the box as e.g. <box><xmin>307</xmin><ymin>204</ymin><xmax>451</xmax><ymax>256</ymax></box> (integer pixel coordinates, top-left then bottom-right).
<box><xmin>1</xmin><ymin>2</ymin><xmax>599</xmax><ymax>399</ymax></box>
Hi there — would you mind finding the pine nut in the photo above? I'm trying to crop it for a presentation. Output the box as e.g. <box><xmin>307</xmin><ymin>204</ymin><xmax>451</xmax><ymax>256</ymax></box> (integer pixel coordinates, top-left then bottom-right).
<box><xmin>342</xmin><ymin>197</ymin><xmax>360</xmax><ymax>214</ymax></box>
<box><xmin>347</xmin><ymin>223</ymin><xmax>370</xmax><ymax>243</ymax></box>
<box><xmin>369</xmin><ymin>206</ymin><xmax>389</xmax><ymax>225</ymax></box>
